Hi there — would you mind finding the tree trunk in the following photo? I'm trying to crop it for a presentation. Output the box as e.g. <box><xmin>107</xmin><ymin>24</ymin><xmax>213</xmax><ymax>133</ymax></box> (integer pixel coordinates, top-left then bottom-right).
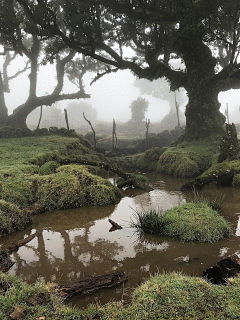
<box><xmin>5</xmin><ymin>100</ymin><xmax>36</xmax><ymax>129</ymax></box>
<box><xmin>184</xmin><ymin>85</ymin><xmax>225</xmax><ymax>140</ymax></box>
<box><xmin>0</xmin><ymin>72</ymin><xmax>8</xmax><ymax>127</ymax></box>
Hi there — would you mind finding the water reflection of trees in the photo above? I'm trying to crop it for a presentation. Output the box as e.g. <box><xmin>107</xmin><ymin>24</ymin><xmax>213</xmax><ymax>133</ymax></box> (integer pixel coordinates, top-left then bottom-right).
<box><xmin>11</xmin><ymin>224</ymin><xmax>124</xmax><ymax>284</ymax></box>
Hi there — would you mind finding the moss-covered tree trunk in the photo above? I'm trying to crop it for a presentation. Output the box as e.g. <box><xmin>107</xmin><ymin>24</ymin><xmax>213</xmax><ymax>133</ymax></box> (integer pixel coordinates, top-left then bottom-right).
<box><xmin>184</xmin><ymin>85</ymin><xmax>225</xmax><ymax>140</ymax></box>
<box><xmin>179</xmin><ymin>36</ymin><xmax>226</xmax><ymax>140</ymax></box>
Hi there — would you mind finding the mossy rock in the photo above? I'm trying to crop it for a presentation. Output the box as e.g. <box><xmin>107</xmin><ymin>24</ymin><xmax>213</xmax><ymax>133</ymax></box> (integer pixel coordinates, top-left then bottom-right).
<box><xmin>39</xmin><ymin>161</ymin><xmax>60</xmax><ymax>175</ymax></box>
<box><xmin>0</xmin><ymin>200</ymin><xmax>32</xmax><ymax>236</ymax></box>
<box><xmin>132</xmin><ymin>203</ymin><xmax>232</xmax><ymax>242</ymax></box>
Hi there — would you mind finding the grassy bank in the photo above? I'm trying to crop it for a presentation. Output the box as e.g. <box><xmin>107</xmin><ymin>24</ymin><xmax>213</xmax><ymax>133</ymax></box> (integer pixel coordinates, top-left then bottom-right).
<box><xmin>131</xmin><ymin>202</ymin><xmax>232</xmax><ymax>242</ymax></box>
<box><xmin>181</xmin><ymin>159</ymin><xmax>240</xmax><ymax>190</ymax></box>
<box><xmin>0</xmin><ymin>272</ymin><xmax>239</xmax><ymax>319</ymax></box>
<box><xmin>134</xmin><ymin>137</ymin><xmax>221</xmax><ymax>177</ymax></box>
<box><xmin>0</xmin><ymin>136</ymin><xmax>122</xmax><ymax>235</ymax></box>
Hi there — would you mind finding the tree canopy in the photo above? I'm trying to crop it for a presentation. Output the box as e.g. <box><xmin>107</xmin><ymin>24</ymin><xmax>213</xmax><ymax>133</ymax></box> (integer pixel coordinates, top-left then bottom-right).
<box><xmin>1</xmin><ymin>0</ymin><xmax>240</xmax><ymax>138</ymax></box>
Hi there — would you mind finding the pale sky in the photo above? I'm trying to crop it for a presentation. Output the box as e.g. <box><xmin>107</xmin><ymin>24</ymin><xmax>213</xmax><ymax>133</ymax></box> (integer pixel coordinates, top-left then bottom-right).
<box><xmin>2</xmin><ymin>54</ymin><xmax>240</xmax><ymax>123</ymax></box>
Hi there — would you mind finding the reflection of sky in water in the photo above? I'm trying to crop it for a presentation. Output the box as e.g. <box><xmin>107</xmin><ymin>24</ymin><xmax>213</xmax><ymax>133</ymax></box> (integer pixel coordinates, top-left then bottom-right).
<box><xmin>2</xmin><ymin>173</ymin><xmax>240</xmax><ymax>307</ymax></box>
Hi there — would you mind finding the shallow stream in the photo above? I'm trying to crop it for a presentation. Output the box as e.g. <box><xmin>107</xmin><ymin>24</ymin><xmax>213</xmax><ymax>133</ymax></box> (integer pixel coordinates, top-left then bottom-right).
<box><xmin>1</xmin><ymin>172</ymin><xmax>240</xmax><ymax>308</ymax></box>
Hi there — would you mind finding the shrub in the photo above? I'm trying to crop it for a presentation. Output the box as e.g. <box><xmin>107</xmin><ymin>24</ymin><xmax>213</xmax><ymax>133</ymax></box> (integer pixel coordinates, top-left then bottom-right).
<box><xmin>0</xmin><ymin>200</ymin><xmax>32</xmax><ymax>235</ymax></box>
<box><xmin>131</xmin><ymin>203</ymin><xmax>232</xmax><ymax>242</ymax></box>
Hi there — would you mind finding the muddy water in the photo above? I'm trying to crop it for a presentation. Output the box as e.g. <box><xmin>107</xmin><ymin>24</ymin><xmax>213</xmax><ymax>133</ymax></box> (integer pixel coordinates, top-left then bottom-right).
<box><xmin>1</xmin><ymin>172</ymin><xmax>240</xmax><ymax>308</ymax></box>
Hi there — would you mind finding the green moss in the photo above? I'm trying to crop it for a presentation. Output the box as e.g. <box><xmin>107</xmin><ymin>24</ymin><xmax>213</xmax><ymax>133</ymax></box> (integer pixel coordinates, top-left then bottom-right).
<box><xmin>182</xmin><ymin>159</ymin><xmax>240</xmax><ymax>190</ymax></box>
<box><xmin>36</xmin><ymin>165</ymin><xmax>122</xmax><ymax>211</ymax></box>
<box><xmin>0</xmin><ymin>136</ymin><xmax>122</xmax><ymax>234</ymax></box>
<box><xmin>135</xmin><ymin>137</ymin><xmax>220</xmax><ymax>177</ymax></box>
<box><xmin>39</xmin><ymin>161</ymin><xmax>60</xmax><ymax>175</ymax></box>
<box><xmin>135</xmin><ymin>147</ymin><xmax>166</xmax><ymax>170</ymax></box>
<box><xmin>157</xmin><ymin>152</ymin><xmax>200</xmax><ymax>177</ymax></box>
<box><xmin>0</xmin><ymin>272</ymin><xmax>240</xmax><ymax>320</ymax></box>
<box><xmin>0</xmin><ymin>200</ymin><xmax>32</xmax><ymax>236</ymax></box>
<box><xmin>85</xmin><ymin>184</ymin><xmax>122</xmax><ymax>206</ymax></box>
<box><xmin>131</xmin><ymin>203</ymin><xmax>232</xmax><ymax>242</ymax></box>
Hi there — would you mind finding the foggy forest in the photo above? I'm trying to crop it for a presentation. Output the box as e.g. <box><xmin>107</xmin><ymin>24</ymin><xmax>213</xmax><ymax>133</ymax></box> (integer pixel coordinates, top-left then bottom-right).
<box><xmin>0</xmin><ymin>1</ymin><xmax>240</xmax><ymax>319</ymax></box>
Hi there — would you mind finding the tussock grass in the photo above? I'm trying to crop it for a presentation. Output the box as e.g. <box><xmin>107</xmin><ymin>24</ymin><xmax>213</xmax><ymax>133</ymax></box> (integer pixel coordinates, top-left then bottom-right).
<box><xmin>131</xmin><ymin>203</ymin><xmax>232</xmax><ymax>242</ymax></box>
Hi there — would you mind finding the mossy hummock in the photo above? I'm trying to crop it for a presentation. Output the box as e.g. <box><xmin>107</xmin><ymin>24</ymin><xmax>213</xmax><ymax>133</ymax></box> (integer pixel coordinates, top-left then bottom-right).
<box><xmin>0</xmin><ymin>136</ymin><xmax>122</xmax><ymax>236</ymax></box>
<box><xmin>131</xmin><ymin>203</ymin><xmax>232</xmax><ymax>242</ymax></box>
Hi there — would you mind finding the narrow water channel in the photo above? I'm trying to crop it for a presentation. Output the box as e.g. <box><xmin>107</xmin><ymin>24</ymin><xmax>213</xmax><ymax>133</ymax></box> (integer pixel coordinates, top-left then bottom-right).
<box><xmin>1</xmin><ymin>172</ymin><xmax>240</xmax><ymax>308</ymax></box>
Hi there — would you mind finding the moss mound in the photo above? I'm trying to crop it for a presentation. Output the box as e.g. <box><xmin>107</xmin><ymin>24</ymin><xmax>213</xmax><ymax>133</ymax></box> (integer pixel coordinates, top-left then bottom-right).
<box><xmin>134</xmin><ymin>137</ymin><xmax>220</xmax><ymax>177</ymax></box>
<box><xmin>0</xmin><ymin>272</ymin><xmax>240</xmax><ymax>320</ymax></box>
<box><xmin>134</xmin><ymin>147</ymin><xmax>166</xmax><ymax>170</ymax></box>
<box><xmin>39</xmin><ymin>161</ymin><xmax>60</xmax><ymax>175</ymax></box>
<box><xmin>0</xmin><ymin>200</ymin><xmax>32</xmax><ymax>236</ymax></box>
<box><xmin>131</xmin><ymin>203</ymin><xmax>232</xmax><ymax>242</ymax></box>
<box><xmin>181</xmin><ymin>159</ymin><xmax>240</xmax><ymax>190</ymax></box>
<box><xmin>157</xmin><ymin>152</ymin><xmax>200</xmax><ymax>177</ymax></box>
<box><xmin>36</xmin><ymin>165</ymin><xmax>122</xmax><ymax>211</ymax></box>
<box><xmin>0</xmin><ymin>136</ymin><xmax>123</xmax><ymax>234</ymax></box>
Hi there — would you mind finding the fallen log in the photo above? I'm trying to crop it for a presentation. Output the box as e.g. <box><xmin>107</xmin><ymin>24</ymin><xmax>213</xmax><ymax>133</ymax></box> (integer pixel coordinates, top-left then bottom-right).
<box><xmin>58</xmin><ymin>270</ymin><xmax>128</xmax><ymax>298</ymax></box>
<box><xmin>203</xmin><ymin>254</ymin><xmax>240</xmax><ymax>285</ymax></box>
<box><xmin>8</xmin><ymin>233</ymin><xmax>37</xmax><ymax>253</ymax></box>
<box><xmin>108</xmin><ymin>219</ymin><xmax>122</xmax><ymax>229</ymax></box>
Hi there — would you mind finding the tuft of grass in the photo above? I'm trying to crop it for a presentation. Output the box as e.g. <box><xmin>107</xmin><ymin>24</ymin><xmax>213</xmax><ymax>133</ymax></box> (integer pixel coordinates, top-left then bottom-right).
<box><xmin>131</xmin><ymin>203</ymin><xmax>232</xmax><ymax>242</ymax></box>
<box><xmin>131</xmin><ymin>209</ymin><xmax>164</xmax><ymax>234</ymax></box>
<box><xmin>191</xmin><ymin>191</ymin><xmax>226</xmax><ymax>213</ymax></box>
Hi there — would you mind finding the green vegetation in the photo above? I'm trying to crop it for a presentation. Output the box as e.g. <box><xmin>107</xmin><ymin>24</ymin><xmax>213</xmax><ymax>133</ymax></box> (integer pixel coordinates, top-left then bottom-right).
<box><xmin>0</xmin><ymin>200</ymin><xmax>32</xmax><ymax>235</ymax></box>
<box><xmin>131</xmin><ymin>203</ymin><xmax>232</xmax><ymax>242</ymax></box>
<box><xmin>39</xmin><ymin>161</ymin><xmax>60</xmax><ymax>175</ymax></box>
<box><xmin>134</xmin><ymin>147</ymin><xmax>166</xmax><ymax>170</ymax></box>
<box><xmin>134</xmin><ymin>137</ymin><xmax>221</xmax><ymax>177</ymax></box>
<box><xmin>233</xmin><ymin>174</ymin><xmax>240</xmax><ymax>187</ymax></box>
<box><xmin>157</xmin><ymin>138</ymin><xmax>220</xmax><ymax>178</ymax></box>
<box><xmin>37</xmin><ymin>165</ymin><xmax>122</xmax><ymax>211</ymax></box>
<box><xmin>0</xmin><ymin>136</ymin><xmax>122</xmax><ymax>235</ymax></box>
<box><xmin>0</xmin><ymin>272</ymin><xmax>240</xmax><ymax>320</ymax></box>
<box><xmin>181</xmin><ymin>159</ymin><xmax>240</xmax><ymax>190</ymax></box>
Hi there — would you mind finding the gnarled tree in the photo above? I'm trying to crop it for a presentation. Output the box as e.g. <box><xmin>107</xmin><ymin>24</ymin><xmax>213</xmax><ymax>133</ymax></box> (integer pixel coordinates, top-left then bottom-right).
<box><xmin>3</xmin><ymin>0</ymin><xmax>240</xmax><ymax>139</ymax></box>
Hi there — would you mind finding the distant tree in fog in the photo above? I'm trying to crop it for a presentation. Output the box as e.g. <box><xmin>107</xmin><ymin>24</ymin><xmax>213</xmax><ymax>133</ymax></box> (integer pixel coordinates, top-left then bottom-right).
<box><xmin>130</xmin><ymin>97</ymin><xmax>149</xmax><ymax>123</ymax></box>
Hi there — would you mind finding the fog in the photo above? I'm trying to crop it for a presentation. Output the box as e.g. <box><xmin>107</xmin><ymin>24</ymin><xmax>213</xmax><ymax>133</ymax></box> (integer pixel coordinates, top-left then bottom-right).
<box><xmin>2</xmin><ymin>54</ymin><xmax>240</xmax><ymax>125</ymax></box>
